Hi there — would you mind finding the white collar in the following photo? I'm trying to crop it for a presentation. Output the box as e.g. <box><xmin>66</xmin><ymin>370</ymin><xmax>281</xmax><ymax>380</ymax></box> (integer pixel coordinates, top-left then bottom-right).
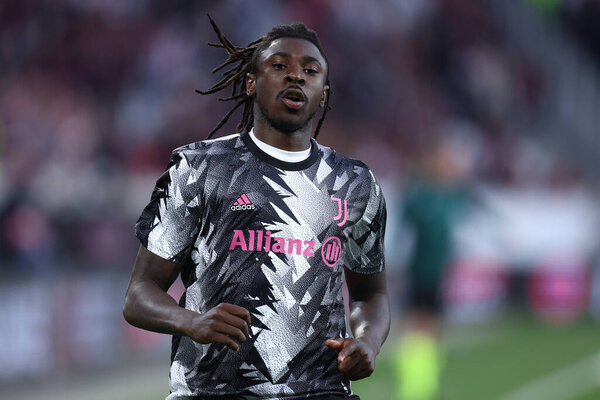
<box><xmin>248</xmin><ymin>129</ymin><xmax>311</xmax><ymax>163</ymax></box>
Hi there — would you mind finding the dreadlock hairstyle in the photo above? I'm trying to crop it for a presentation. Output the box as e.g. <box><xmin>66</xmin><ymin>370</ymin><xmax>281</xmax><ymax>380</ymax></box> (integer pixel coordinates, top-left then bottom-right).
<box><xmin>197</xmin><ymin>15</ymin><xmax>331</xmax><ymax>140</ymax></box>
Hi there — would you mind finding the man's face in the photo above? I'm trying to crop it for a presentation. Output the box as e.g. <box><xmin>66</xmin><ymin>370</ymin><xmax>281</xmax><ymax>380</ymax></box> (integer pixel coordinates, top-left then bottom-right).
<box><xmin>247</xmin><ymin>37</ymin><xmax>329</xmax><ymax>134</ymax></box>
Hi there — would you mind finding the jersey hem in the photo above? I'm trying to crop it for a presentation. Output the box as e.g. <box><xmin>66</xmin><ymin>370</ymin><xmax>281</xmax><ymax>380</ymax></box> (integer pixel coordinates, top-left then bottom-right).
<box><xmin>166</xmin><ymin>389</ymin><xmax>354</xmax><ymax>400</ymax></box>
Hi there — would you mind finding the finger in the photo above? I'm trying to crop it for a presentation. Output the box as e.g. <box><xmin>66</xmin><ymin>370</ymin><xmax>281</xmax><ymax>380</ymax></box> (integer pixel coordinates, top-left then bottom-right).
<box><xmin>218</xmin><ymin>303</ymin><xmax>251</xmax><ymax>324</ymax></box>
<box><xmin>212</xmin><ymin>321</ymin><xmax>247</xmax><ymax>343</ymax></box>
<box><xmin>218</xmin><ymin>311</ymin><xmax>250</xmax><ymax>336</ymax></box>
<box><xmin>339</xmin><ymin>351</ymin><xmax>361</xmax><ymax>374</ymax></box>
<box><xmin>348</xmin><ymin>365</ymin><xmax>373</xmax><ymax>381</ymax></box>
<box><xmin>210</xmin><ymin>332</ymin><xmax>240</xmax><ymax>351</ymax></box>
<box><xmin>325</xmin><ymin>338</ymin><xmax>344</xmax><ymax>350</ymax></box>
<box><xmin>338</xmin><ymin>340</ymin><xmax>359</xmax><ymax>362</ymax></box>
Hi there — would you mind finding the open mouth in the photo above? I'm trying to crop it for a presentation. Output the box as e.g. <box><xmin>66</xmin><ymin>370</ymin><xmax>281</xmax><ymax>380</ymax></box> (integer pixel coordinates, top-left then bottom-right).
<box><xmin>281</xmin><ymin>89</ymin><xmax>306</xmax><ymax>110</ymax></box>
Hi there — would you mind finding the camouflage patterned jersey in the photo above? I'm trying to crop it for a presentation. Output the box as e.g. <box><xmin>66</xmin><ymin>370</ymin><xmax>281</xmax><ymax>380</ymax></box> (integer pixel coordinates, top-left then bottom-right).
<box><xmin>135</xmin><ymin>130</ymin><xmax>386</xmax><ymax>399</ymax></box>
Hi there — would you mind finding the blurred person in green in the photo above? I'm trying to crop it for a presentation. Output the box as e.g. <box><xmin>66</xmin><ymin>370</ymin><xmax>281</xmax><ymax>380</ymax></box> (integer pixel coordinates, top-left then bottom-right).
<box><xmin>393</xmin><ymin>135</ymin><xmax>473</xmax><ymax>400</ymax></box>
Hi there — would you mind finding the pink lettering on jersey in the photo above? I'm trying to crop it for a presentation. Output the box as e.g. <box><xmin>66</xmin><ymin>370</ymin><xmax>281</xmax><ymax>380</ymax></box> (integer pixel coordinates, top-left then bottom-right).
<box><xmin>272</xmin><ymin>237</ymin><xmax>286</xmax><ymax>253</ymax></box>
<box><xmin>230</xmin><ymin>230</ymin><xmax>248</xmax><ymax>250</ymax></box>
<box><xmin>228</xmin><ymin>230</ymin><xmax>338</xmax><ymax>266</ymax></box>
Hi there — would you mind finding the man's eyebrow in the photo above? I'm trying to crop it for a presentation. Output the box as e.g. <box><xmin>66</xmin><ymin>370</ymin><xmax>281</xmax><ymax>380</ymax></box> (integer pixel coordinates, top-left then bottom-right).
<box><xmin>268</xmin><ymin>52</ymin><xmax>323</xmax><ymax>65</ymax></box>
<box><xmin>269</xmin><ymin>51</ymin><xmax>290</xmax><ymax>58</ymax></box>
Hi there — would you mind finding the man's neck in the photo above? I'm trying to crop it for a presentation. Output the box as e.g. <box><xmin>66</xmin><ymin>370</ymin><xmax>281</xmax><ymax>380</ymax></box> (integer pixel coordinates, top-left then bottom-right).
<box><xmin>252</xmin><ymin>118</ymin><xmax>312</xmax><ymax>152</ymax></box>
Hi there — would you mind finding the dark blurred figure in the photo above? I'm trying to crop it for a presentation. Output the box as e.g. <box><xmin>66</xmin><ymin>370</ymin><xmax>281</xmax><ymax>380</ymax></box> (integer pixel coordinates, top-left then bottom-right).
<box><xmin>560</xmin><ymin>0</ymin><xmax>600</xmax><ymax>66</ymax></box>
<box><xmin>393</xmin><ymin>135</ymin><xmax>474</xmax><ymax>400</ymax></box>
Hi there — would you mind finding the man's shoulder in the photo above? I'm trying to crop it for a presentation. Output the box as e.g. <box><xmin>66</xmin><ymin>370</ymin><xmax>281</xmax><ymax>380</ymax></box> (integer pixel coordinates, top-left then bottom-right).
<box><xmin>317</xmin><ymin>142</ymin><xmax>377</xmax><ymax>180</ymax></box>
<box><xmin>171</xmin><ymin>133</ymin><xmax>243</xmax><ymax>162</ymax></box>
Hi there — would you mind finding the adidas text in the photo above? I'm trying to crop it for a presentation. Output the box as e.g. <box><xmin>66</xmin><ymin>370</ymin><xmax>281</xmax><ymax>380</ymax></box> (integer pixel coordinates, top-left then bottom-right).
<box><xmin>231</xmin><ymin>204</ymin><xmax>256</xmax><ymax>211</ymax></box>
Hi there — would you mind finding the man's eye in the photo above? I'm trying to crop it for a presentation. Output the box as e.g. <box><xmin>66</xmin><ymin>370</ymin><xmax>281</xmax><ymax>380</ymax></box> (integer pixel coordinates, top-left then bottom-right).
<box><xmin>273</xmin><ymin>63</ymin><xmax>286</xmax><ymax>70</ymax></box>
<box><xmin>304</xmin><ymin>68</ymin><xmax>318</xmax><ymax>74</ymax></box>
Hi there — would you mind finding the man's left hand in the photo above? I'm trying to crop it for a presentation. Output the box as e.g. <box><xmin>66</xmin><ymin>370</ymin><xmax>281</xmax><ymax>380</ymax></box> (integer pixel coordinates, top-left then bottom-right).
<box><xmin>325</xmin><ymin>337</ymin><xmax>376</xmax><ymax>380</ymax></box>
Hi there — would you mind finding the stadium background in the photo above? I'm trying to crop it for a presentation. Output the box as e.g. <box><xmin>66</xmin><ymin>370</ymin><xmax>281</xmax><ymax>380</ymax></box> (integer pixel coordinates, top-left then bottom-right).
<box><xmin>1</xmin><ymin>0</ymin><xmax>600</xmax><ymax>399</ymax></box>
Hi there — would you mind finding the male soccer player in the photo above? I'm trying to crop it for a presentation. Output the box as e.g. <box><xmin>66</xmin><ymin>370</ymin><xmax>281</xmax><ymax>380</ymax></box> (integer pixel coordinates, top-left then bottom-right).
<box><xmin>123</xmin><ymin>18</ymin><xmax>389</xmax><ymax>400</ymax></box>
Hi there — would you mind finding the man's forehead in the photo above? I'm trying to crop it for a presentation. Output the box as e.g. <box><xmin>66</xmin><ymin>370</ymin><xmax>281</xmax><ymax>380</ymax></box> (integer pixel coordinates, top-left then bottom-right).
<box><xmin>260</xmin><ymin>37</ymin><xmax>326</xmax><ymax>65</ymax></box>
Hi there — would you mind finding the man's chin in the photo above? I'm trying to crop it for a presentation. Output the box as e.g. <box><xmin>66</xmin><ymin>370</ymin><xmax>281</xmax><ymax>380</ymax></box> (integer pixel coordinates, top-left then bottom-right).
<box><xmin>272</xmin><ymin>120</ymin><xmax>307</xmax><ymax>134</ymax></box>
<box><xmin>262</xmin><ymin>115</ymin><xmax>311</xmax><ymax>134</ymax></box>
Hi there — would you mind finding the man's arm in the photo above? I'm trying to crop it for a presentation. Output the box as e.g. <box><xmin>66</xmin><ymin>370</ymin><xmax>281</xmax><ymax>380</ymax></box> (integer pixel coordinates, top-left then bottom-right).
<box><xmin>123</xmin><ymin>245</ymin><xmax>251</xmax><ymax>351</ymax></box>
<box><xmin>325</xmin><ymin>268</ymin><xmax>390</xmax><ymax>380</ymax></box>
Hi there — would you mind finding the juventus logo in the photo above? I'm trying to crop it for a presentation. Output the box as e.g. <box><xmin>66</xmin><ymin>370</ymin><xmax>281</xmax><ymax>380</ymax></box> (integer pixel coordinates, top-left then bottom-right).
<box><xmin>331</xmin><ymin>196</ymin><xmax>347</xmax><ymax>227</ymax></box>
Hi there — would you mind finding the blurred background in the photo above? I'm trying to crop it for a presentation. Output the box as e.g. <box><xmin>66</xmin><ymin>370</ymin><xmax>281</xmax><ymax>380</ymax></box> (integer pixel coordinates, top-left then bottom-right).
<box><xmin>1</xmin><ymin>0</ymin><xmax>600</xmax><ymax>399</ymax></box>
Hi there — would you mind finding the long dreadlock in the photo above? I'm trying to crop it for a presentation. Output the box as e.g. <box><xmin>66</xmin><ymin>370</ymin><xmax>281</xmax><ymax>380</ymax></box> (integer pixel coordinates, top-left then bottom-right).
<box><xmin>197</xmin><ymin>15</ymin><xmax>331</xmax><ymax>140</ymax></box>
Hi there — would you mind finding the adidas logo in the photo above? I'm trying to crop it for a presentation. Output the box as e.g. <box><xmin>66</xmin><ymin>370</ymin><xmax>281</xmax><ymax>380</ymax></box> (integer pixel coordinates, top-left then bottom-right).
<box><xmin>231</xmin><ymin>193</ymin><xmax>256</xmax><ymax>211</ymax></box>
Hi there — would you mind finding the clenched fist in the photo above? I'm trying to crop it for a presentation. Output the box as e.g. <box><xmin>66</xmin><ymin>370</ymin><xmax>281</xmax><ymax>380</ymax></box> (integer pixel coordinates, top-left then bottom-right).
<box><xmin>325</xmin><ymin>337</ymin><xmax>377</xmax><ymax>380</ymax></box>
<box><xmin>184</xmin><ymin>303</ymin><xmax>251</xmax><ymax>351</ymax></box>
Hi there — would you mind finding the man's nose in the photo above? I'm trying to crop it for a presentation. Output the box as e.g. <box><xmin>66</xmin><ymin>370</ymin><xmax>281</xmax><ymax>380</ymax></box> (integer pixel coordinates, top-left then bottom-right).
<box><xmin>285</xmin><ymin>68</ymin><xmax>305</xmax><ymax>85</ymax></box>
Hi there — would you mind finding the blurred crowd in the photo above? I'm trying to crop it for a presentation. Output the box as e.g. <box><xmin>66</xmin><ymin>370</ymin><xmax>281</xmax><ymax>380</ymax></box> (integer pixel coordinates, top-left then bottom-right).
<box><xmin>0</xmin><ymin>0</ymin><xmax>598</xmax><ymax>277</ymax></box>
<box><xmin>2</xmin><ymin>0</ymin><xmax>600</xmax><ymax>387</ymax></box>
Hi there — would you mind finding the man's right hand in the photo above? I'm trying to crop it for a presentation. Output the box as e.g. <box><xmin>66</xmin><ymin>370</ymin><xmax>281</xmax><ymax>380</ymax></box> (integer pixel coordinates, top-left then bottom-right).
<box><xmin>184</xmin><ymin>303</ymin><xmax>251</xmax><ymax>351</ymax></box>
<box><xmin>124</xmin><ymin>247</ymin><xmax>252</xmax><ymax>352</ymax></box>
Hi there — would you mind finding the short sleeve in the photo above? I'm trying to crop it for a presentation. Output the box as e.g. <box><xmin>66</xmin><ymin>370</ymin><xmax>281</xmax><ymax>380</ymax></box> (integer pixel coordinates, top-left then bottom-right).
<box><xmin>135</xmin><ymin>150</ymin><xmax>201</xmax><ymax>264</ymax></box>
<box><xmin>344</xmin><ymin>170</ymin><xmax>387</xmax><ymax>274</ymax></box>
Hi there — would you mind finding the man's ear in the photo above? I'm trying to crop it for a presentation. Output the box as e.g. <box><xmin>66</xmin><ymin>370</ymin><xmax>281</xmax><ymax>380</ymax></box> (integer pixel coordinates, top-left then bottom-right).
<box><xmin>246</xmin><ymin>73</ymin><xmax>256</xmax><ymax>96</ymax></box>
<box><xmin>320</xmin><ymin>85</ymin><xmax>330</xmax><ymax>107</ymax></box>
